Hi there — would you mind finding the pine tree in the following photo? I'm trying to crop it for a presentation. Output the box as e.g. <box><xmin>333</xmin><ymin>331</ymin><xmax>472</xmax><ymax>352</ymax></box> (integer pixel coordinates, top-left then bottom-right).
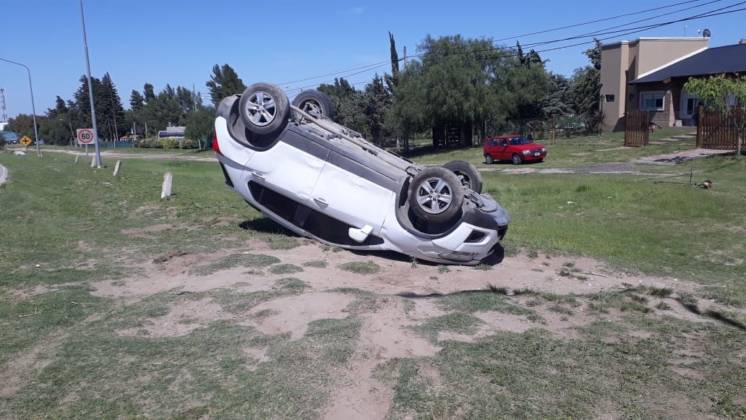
<box><xmin>143</xmin><ymin>83</ymin><xmax>156</xmax><ymax>103</ymax></box>
<box><xmin>388</xmin><ymin>32</ymin><xmax>400</xmax><ymax>87</ymax></box>
<box><xmin>206</xmin><ymin>64</ymin><xmax>246</xmax><ymax>106</ymax></box>
<box><xmin>130</xmin><ymin>90</ymin><xmax>145</xmax><ymax>111</ymax></box>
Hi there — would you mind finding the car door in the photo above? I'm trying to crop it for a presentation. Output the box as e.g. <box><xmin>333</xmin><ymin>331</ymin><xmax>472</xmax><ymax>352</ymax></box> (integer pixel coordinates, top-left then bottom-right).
<box><xmin>497</xmin><ymin>139</ymin><xmax>510</xmax><ymax>160</ymax></box>
<box><xmin>311</xmin><ymin>150</ymin><xmax>395</xmax><ymax>235</ymax></box>
<box><xmin>246</xmin><ymin>140</ymin><xmax>328</xmax><ymax>205</ymax></box>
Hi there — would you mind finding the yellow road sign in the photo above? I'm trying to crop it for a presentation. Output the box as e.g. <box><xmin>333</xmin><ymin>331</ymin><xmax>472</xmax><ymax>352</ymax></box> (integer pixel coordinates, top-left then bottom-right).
<box><xmin>20</xmin><ymin>136</ymin><xmax>32</xmax><ymax>146</ymax></box>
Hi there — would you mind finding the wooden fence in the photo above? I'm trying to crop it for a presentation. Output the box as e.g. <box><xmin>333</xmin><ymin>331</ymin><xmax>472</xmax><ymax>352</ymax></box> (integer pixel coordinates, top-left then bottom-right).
<box><xmin>697</xmin><ymin>107</ymin><xmax>743</xmax><ymax>150</ymax></box>
<box><xmin>624</xmin><ymin>111</ymin><xmax>649</xmax><ymax>147</ymax></box>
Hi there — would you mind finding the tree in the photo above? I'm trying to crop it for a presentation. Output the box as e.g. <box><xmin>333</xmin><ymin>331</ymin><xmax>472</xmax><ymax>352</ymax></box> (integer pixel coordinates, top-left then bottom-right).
<box><xmin>390</xmin><ymin>35</ymin><xmax>547</xmax><ymax>146</ymax></box>
<box><xmin>685</xmin><ymin>74</ymin><xmax>746</xmax><ymax>158</ymax></box>
<box><xmin>206</xmin><ymin>64</ymin><xmax>246</xmax><ymax>106</ymax></box>
<box><xmin>6</xmin><ymin>114</ymin><xmax>37</xmax><ymax>138</ymax></box>
<box><xmin>569</xmin><ymin>40</ymin><xmax>603</xmax><ymax>133</ymax></box>
<box><xmin>99</xmin><ymin>73</ymin><xmax>126</xmax><ymax>141</ymax></box>
<box><xmin>543</xmin><ymin>74</ymin><xmax>572</xmax><ymax>118</ymax></box>
<box><xmin>143</xmin><ymin>83</ymin><xmax>156</xmax><ymax>103</ymax></box>
<box><xmin>130</xmin><ymin>90</ymin><xmax>145</xmax><ymax>111</ymax></box>
<box><xmin>44</xmin><ymin>96</ymin><xmax>75</xmax><ymax>144</ymax></box>
<box><xmin>364</xmin><ymin>75</ymin><xmax>392</xmax><ymax>145</ymax></box>
<box><xmin>185</xmin><ymin>106</ymin><xmax>216</xmax><ymax>149</ymax></box>
<box><xmin>318</xmin><ymin>78</ymin><xmax>370</xmax><ymax>136</ymax></box>
<box><xmin>388</xmin><ymin>32</ymin><xmax>400</xmax><ymax>88</ymax></box>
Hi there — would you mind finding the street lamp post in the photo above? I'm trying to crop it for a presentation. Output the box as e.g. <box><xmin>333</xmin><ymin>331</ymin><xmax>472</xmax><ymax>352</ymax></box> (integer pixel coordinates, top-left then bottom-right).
<box><xmin>79</xmin><ymin>0</ymin><xmax>102</xmax><ymax>168</ymax></box>
<box><xmin>0</xmin><ymin>57</ymin><xmax>41</xmax><ymax>156</ymax></box>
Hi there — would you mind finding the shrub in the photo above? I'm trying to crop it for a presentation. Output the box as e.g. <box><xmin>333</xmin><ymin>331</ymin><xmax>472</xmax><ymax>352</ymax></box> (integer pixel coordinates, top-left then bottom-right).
<box><xmin>159</xmin><ymin>138</ymin><xmax>180</xmax><ymax>149</ymax></box>
<box><xmin>135</xmin><ymin>137</ymin><xmax>161</xmax><ymax>148</ymax></box>
<box><xmin>181</xmin><ymin>139</ymin><xmax>198</xmax><ymax>149</ymax></box>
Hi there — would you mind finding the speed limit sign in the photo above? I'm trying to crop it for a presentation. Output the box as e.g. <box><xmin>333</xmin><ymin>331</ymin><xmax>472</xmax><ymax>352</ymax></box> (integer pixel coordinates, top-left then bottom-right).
<box><xmin>76</xmin><ymin>128</ymin><xmax>95</xmax><ymax>145</ymax></box>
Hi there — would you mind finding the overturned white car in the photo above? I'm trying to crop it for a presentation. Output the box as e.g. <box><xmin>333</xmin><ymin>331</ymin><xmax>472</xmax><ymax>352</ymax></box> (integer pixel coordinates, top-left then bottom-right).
<box><xmin>213</xmin><ymin>82</ymin><xmax>510</xmax><ymax>264</ymax></box>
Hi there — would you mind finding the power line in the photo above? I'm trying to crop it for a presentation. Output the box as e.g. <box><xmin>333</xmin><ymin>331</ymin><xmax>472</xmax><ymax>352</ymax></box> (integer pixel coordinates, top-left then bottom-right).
<box><xmin>494</xmin><ymin>0</ymin><xmax>708</xmax><ymax>41</ymax></box>
<box><xmin>280</xmin><ymin>0</ymin><xmax>713</xmax><ymax>88</ymax></box>
<box><xmin>521</xmin><ymin>0</ymin><xmax>724</xmax><ymax>48</ymax></box>
<box><xmin>522</xmin><ymin>0</ymin><xmax>743</xmax><ymax>50</ymax></box>
<box><xmin>282</xmin><ymin>1</ymin><xmax>746</xmax><ymax>92</ymax></box>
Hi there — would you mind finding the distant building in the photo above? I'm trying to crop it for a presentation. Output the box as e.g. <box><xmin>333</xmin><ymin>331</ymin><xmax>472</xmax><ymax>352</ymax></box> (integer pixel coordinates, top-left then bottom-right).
<box><xmin>157</xmin><ymin>125</ymin><xmax>186</xmax><ymax>139</ymax></box>
<box><xmin>600</xmin><ymin>37</ymin><xmax>746</xmax><ymax>131</ymax></box>
<box><xmin>0</xmin><ymin>122</ymin><xmax>8</xmax><ymax>131</ymax></box>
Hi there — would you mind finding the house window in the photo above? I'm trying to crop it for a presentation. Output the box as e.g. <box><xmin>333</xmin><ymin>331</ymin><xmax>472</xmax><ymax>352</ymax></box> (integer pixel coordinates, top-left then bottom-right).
<box><xmin>640</xmin><ymin>91</ymin><xmax>665</xmax><ymax>111</ymax></box>
<box><xmin>605</xmin><ymin>94</ymin><xmax>615</xmax><ymax>103</ymax></box>
<box><xmin>686</xmin><ymin>97</ymin><xmax>698</xmax><ymax>116</ymax></box>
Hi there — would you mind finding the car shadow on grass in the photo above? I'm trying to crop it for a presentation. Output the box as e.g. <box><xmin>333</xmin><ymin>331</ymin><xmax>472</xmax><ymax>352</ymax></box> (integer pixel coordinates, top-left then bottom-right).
<box><xmin>238</xmin><ymin>218</ymin><xmax>298</xmax><ymax>237</ymax></box>
<box><xmin>237</xmin><ymin>217</ymin><xmax>506</xmax><ymax>268</ymax></box>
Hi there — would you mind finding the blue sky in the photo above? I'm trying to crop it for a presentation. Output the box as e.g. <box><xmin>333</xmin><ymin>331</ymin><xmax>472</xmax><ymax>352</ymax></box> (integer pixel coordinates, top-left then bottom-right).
<box><xmin>1</xmin><ymin>0</ymin><xmax>744</xmax><ymax>117</ymax></box>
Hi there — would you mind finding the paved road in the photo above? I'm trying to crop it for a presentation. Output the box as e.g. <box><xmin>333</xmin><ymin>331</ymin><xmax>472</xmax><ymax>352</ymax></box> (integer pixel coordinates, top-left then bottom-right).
<box><xmin>0</xmin><ymin>164</ymin><xmax>8</xmax><ymax>186</ymax></box>
<box><xmin>7</xmin><ymin>147</ymin><xmax>216</xmax><ymax>163</ymax></box>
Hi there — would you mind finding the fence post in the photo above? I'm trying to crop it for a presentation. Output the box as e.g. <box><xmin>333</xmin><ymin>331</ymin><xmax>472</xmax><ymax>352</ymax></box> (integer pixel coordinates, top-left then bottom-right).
<box><xmin>696</xmin><ymin>105</ymin><xmax>704</xmax><ymax>148</ymax></box>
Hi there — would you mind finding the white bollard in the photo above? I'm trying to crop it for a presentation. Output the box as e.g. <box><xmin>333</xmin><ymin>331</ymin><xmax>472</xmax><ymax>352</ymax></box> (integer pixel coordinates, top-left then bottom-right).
<box><xmin>113</xmin><ymin>160</ymin><xmax>121</xmax><ymax>177</ymax></box>
<box><xmin>90</xmin><ymin>156</ymin><xmax>96</xmax><ymax>168</ymax></box>
<box><xmin>161</xmin><ymin>172</ymin><xmax>173</xmax><ymax>199</ymax></box>
<box><xmin>74</xmin><ymin>154</ymin><xmax>80</xmax><ymax>164</ymax></box>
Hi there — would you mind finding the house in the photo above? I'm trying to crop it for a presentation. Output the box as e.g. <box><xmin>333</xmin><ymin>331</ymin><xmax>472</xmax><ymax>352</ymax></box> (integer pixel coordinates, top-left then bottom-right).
<box><xmin>600</xmin><ymin>37</ymin><xmax>746</xmax><ymax>131</ymax></box>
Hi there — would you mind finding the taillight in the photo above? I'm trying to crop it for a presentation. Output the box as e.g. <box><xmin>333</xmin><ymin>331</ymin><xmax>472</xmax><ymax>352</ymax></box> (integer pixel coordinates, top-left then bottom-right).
<box><xmin>211</xmin><ymin>133</ymin><xmax>220</xmax><ymax>154</ymax></box>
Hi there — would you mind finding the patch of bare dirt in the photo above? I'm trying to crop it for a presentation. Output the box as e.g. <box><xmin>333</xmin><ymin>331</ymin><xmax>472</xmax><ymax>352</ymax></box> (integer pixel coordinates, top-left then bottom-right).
<box><xmin>257</xmin><ymin>245</ymin><xmax>702</xmax><ymax>299</ymax></box>
<box><xmin>117</xmin><ymin>298</ymin><xmax>231</xmax><ymax>337</ymax></box>
<box><xmin>241</xmin><ymin>346</ymin><xmax>269</xmax><ymax>371</ymax></box>
<box><xmin>324</xmin><ymin>298</ymin><xmax>440</xmax><ymax>420</ymax></box>
<box><xmin>244</xmin><ymin>292</ymin><xmax>355</xmax><ymax>340</ymax></box>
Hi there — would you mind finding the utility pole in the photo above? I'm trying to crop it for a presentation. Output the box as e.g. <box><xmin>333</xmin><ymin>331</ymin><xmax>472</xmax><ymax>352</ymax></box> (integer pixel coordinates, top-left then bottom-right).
<box><xmin>79</xmin><ymin>0</ymin><xmax>102</xmax><ymax>168</ymax></box>
<box><xmin>0</xmin><ymin>58</ymin><xmax>41</xmax><ymax>156</ymax></box>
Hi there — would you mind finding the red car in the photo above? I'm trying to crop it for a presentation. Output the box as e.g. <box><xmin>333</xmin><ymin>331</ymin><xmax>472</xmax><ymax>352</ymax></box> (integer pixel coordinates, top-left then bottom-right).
<box><xmin>483</xmin><ymin>135</ymin><xmax>547</xmax><ymax>164</ymax></box>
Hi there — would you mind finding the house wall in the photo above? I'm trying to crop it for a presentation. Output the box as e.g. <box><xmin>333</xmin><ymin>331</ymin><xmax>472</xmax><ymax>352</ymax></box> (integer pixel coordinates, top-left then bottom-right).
<box><xmin>600</xmin><ymin>43</ymin><xmax>628</xmax><ymax>131</ymax></box>
<box><xmin>635</xmin><ymin>78</ymin><xmax>701</xmax><ymax>127</ymax></box>
<box><xmin>600</xmin><ymin>38</ymin><xmax>709</xmax><ymax>131</ymax></box>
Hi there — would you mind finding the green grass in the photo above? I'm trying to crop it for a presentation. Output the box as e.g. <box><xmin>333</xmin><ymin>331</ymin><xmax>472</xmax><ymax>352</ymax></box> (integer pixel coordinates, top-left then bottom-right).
<box><xmin>337</xmin><ymin>261</ymin><xmax>381</xmax><ymax>275</ymax></box>
<box><xmin>302</xmin><ymin>260</ymin><xmax>328</xmax><ymax>268</ymax></box>
<box><xmin>482</xmin><ymin>157</ymin><xmax>746</xmax><ymax>305</ymax></box>
<box><xmin>2</xmin><ymin>144</ymin><xmax>745</xmax><ymax>418</ymax></box>
<box><xmin>382</xmin><ymin>320</ymin><xmax>746</xmax><ymax>419</ymax></box>
<box><xmin>414</xmin><ymin>128</ymin><xmax>696</xmax><ymax>169</ymax></box>
<box><xmin>269</xmin><ymin>263</ymin><xmax>304</xmax><ymax>275</ymax></box>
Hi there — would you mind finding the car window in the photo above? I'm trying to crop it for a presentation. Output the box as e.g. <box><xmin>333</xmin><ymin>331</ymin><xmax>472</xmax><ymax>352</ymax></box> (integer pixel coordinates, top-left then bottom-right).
<box><xmin>509</xmin><ymin>137</ymin><xmax>532</xmax><ymax>145</ymax></box>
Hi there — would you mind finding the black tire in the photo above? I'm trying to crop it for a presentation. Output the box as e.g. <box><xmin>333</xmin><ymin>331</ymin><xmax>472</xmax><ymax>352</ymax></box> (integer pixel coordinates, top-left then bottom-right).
<box><xmin>443</xmin><ymin>160</ymin><xmax>483</xmax><ymax>193</ymax></box>
<box><xmin>292</xmin><ymin>90</ymin><xmax>335</xmax><ymax>120</ymax></box>
<box><xmin>512</xmin><ymin>154</ymin><xmax>523</xmax><ymax>165</ymax></box>
<box><xmin>485</xmin><ymin>154</ymin><xmax>494</xmax><ymax>165</ymax></box>
<box><xmin>239</xmin><ymin>83</ymin><xmax>290</xmax><ymax>137</ymax></box>
<box><xmin>409</xmin><ymin>167</ymin><xmax>464</xmax><ymax>224</ymax></box>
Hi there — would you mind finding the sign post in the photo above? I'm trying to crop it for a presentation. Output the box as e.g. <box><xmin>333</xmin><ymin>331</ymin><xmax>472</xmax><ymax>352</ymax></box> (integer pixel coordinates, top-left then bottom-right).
<box><xmin>20</xmin><ymin>135</ymin><xmax>32</xmax><ymax>150</ymax></box>
<box><xmin>77</xmin><ymin>128</ymin><xmax>94</xmax><ymax>157</ymax></box>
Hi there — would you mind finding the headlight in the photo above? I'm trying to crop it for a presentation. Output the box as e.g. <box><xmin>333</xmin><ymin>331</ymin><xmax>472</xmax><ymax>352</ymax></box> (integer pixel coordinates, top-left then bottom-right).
<box><xmin>522</xmin><ymin>150</ymin><xmax>531</xmax><ymax>155</ymax></box>
<box><xmin>541</xmin><ymin>148</ymin><xmax>546</xmax><ymax>152</ymax></box>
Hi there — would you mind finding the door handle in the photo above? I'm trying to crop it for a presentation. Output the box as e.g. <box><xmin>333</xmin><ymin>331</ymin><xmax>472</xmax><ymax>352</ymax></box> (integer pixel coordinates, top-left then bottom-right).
<box><xmin>314</xmin><ymin>197</ymin><xmax>328</xmax><ymax>207</ymax></box>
